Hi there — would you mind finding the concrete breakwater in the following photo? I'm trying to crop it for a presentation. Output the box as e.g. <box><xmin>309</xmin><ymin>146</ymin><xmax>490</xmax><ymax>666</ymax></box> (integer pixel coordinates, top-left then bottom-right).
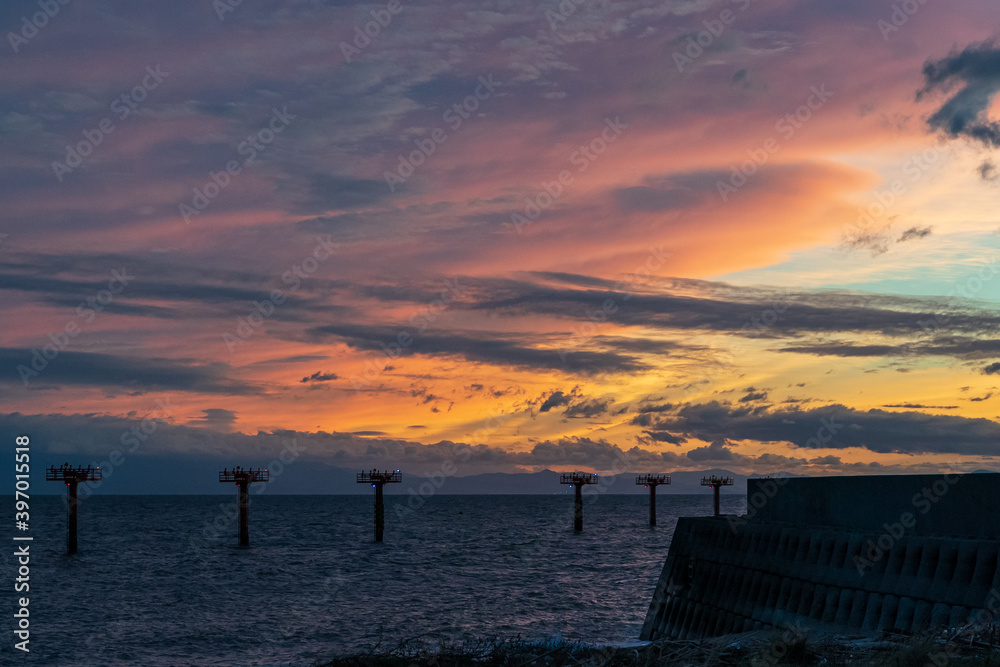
<box><xmin>640</xmin><ymin>474</ymin><xmax>1000</xmax><ymax>640</ymax></box>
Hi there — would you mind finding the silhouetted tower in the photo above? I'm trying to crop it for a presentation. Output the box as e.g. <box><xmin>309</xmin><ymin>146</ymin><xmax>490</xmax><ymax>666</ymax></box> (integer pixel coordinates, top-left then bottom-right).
<box><xmin>219</xmin><ymin>467</ymin><xmax>269</xmax><ymax>546</ymax></box>
<box><xmin>46</xmin><ymin>464</ymin><xmax>102</xmax><ymax>554</ymax></box>
<box><xmin>636</xmin><ymin>474</ymin><xmax>671</xmax><ymax>526</ymax></box>
<box><xmin>357</xmin><ymin>469</ymin><xmax>401</xmax><ymax>542</ymax></box>
<box><xmin>559</xmin><ymin>472</ymin><xmax>599</xmax><ymax>531</ymax></box>
<box><xmin>701</xmin><ymin>475</ymin><xmax>734</xmax><ymax>516</ymax></box>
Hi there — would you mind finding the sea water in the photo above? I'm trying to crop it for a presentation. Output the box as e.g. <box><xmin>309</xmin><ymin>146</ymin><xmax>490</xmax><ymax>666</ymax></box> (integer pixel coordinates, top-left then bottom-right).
<box><xmin>0</xmin><ymin>493</ymin><xmax>746</xmax><ymax>666</ymax></box>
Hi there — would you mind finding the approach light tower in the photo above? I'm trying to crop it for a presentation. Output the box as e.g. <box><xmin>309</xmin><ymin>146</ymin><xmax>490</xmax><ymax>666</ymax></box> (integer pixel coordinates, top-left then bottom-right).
<box><xmin>219</xmin><ymin>467</ymin><xmax>269</xmax><ymax>546</ymax></box>
<box><xmin>701</xmin><ymin>475</ymin><xmax>734</xmax><ymax>517</ymax></box>
<box><xmin>46</xmin><ymin>464</ymin><xmax>102</xmax><ymax>554</ymax></box>
<box><xmin>559</xmin><ymin>472</ymin><xmax>599</xmax><ymax>531</ymax></box>
<box><xmin>636</xmin><ymin>474</ymin><xmax>671</xmax><ymax>526</ymax></box>
<box><xmin>357</xmin><ymin>469</ymin><xmax>401</xmax><ymax>542</ymax></box>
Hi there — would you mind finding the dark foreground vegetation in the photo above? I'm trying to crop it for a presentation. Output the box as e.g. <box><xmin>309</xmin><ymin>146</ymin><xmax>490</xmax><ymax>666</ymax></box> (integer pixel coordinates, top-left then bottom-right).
<box><xmin>317</xmin><ymin>625</ymin><xmax>1000</xmax><ymax>667</ymax></box>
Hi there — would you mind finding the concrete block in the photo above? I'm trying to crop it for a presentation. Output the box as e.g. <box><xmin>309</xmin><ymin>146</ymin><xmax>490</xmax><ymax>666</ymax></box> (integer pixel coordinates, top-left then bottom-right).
<box><xmin>877</xmin><ymin>594</ymin><xmax>899</xmax><ymax>631</ymax></box>
<box><xmin>930</xmin><ymin>603</ymin><xmax>951</xmax><ymax>628</ymax></box>
<box><xmin>912</xmin><ymin>600</ymin><xmax>933</xmax><ymax>632</ymax></box>
<box><xmin>848</xmin><ymin>589</ymin><xmax>868</xmax><ymax>628</ymax></box>
<box><xmin>821</xmin><ymin>586</ymin><xmax>840</xmax><ymax>624</ymax></box>
<box><xmin>834</xmin><ymin>587</ymin><xmax>854</xmax><ymax>626</ymax></box>
<box><xmin>862</xmin><ymin>593</ymin><xmax>883</xmax><ymax>631</ymax></box>
<box><xmin>930</xmin><ymin>542</ymin><xmax>959</xmax><ymax>601</ymax></box>
<box><xmin>894</xmin><ymin>597</ymin><xmax>916</xmax><ymax>633</ymax></box>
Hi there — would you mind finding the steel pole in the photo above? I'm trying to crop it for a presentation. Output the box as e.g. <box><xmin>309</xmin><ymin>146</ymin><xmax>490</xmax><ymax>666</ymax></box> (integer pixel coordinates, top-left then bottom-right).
<box><xmin>649</xmin><ymin>484</ymin><xmax>657</xmax><ymax>526</ymax></box>
<box><xmin>375</xmin><ymin>483</ymin><xmax>385</xmax><ymax>542</ymax></box>
<box><xmin>238</xmin><ymin>482</ymin><xmax>250</xmax><ymax>546</ymax></box>
<box><xmin>574</xmin><ymin>484</ymin><xmax>583</xmax><ymax>531</ymax></box>
<box><xmin>66</xmin><ymin>481</ymin><xmax>78</xmax><ymax>555</ymax></box>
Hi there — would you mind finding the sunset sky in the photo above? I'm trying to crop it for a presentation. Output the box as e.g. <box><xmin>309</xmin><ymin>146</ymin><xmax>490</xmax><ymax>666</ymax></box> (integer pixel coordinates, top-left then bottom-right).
<box><xmin>3</xmin><ymin>0</ymin><xmax>1000</xmax><ymax>484</ymax></box>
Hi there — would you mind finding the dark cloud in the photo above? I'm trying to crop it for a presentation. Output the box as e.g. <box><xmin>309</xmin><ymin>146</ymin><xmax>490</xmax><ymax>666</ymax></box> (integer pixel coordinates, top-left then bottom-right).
<box><xmin>919</xmin><ymin>41</ymin><xmax>1000</xmax><ymax>147</ymax></box>
<box><xmin>1</xmin><ymin>409</ymin><xmax>978</xmax><ymax>482</ymax></box>
<box><xmin>528</xmin><ymin>272</ymin><xmax>622</xmax><ymax>290</ymax></box>
<box><xmin>462</xmin><ymin>277</ymin><xmax>1000</xmax><ymax>340</ymax></box>
<box><xmin>296</xmin><ymin>212</ymin><xmax>367</xmax><ymax>234</ymax></box>
<box><xmin>739</xmin><ymin>391</ymin><xmax>768</xmax><ymax>403</ymax></box>
<box><xmin>536</xmin><ymin>389</ymin><xmax>614</xmax><ymax>418</ymax></box>
<box><xmin>615</xmin><ymin>185</ymin><xmax>697</xmax><ymax>212</ymax></box>
<box><xmin>898</xmin><ymin>226</ymin><xmax>933</xmax><ymax>242</ymax></box>
<box><xmin>686</xmin><ymin>439</ymin><xmax>736</xmax><ymax>462</ymax></box>
<box><xmin>984</xmin><ymin>362</ymin><xmax>1000</xmax><ymax>374</ymax></box>
<box><xmin>782</xmin><ymin>337</ymin><xmax>1000</xmax><ymax>360</ymax></box>
<box><xmin>189</xmin><ymin>409</ymin><xmax>238</xmax><ymax>431</ymax></box>
<box><xmin>0</xmin><ymin>348</ymin><xmax>260</xmax><ymax>395</ymax></box>
<box><xmin>637</xmin><ymin>402</ymin><xmax>676</xmax><ymax>413</ymax></box>
<box><xmin>640</xmin><ymin>430</ymin><xmax>687</xmax><ymax>445</ymax></box>
<box><xmin>249</xmin><ymin>355</ymin><xmax>330</xmax><ymax>366</ymax></box>
<box><xmin>564</xmin><ymin>397</ymin><xmax>614</xmax><ymax>419</ymax></box>
<box><xmin>0</xmin><ymin>253</ymin><xmax>326</xmax><ymax>315</ymax></box>
<box><xmin>882</xmin><ymin>403</ymin><xmax>958</xmax><ymax>410</ymax></box>
<box><xmin>640</xmin><ymin>401</ymin><xmax>1000</xmax><ymax>456</ymax></box>
<box><xmin>539</xmin><ymin>391</ymin><xmax>570</xmax><ymax>412</ymax></box>
<box><xmin>300</xmin><ymin>371</ymin><xmax>339</xmax><ymax>383</ymax></box>
<box><xmin>980</xmin><ymin>161</ymin><xmax>999</xmax><ymax>182</ymax></box>
<box><xmin>842</xmin><ymin>224</ymin><xmax>893</xmax><ymax>257</ymax></box>
<box><xmin>518</xmin><ymin>437</ymin><xmax>683</xmax><ymax>470</ymax></box>
<box><xmin>308</xmin><ymin>323</ymin><xmax>647</xmax><ymax>375</ymax></box>
<box><xmin>297</xmin><ymin>174</ymin><xmax>394</xmax><ymax>214</ymax></box>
